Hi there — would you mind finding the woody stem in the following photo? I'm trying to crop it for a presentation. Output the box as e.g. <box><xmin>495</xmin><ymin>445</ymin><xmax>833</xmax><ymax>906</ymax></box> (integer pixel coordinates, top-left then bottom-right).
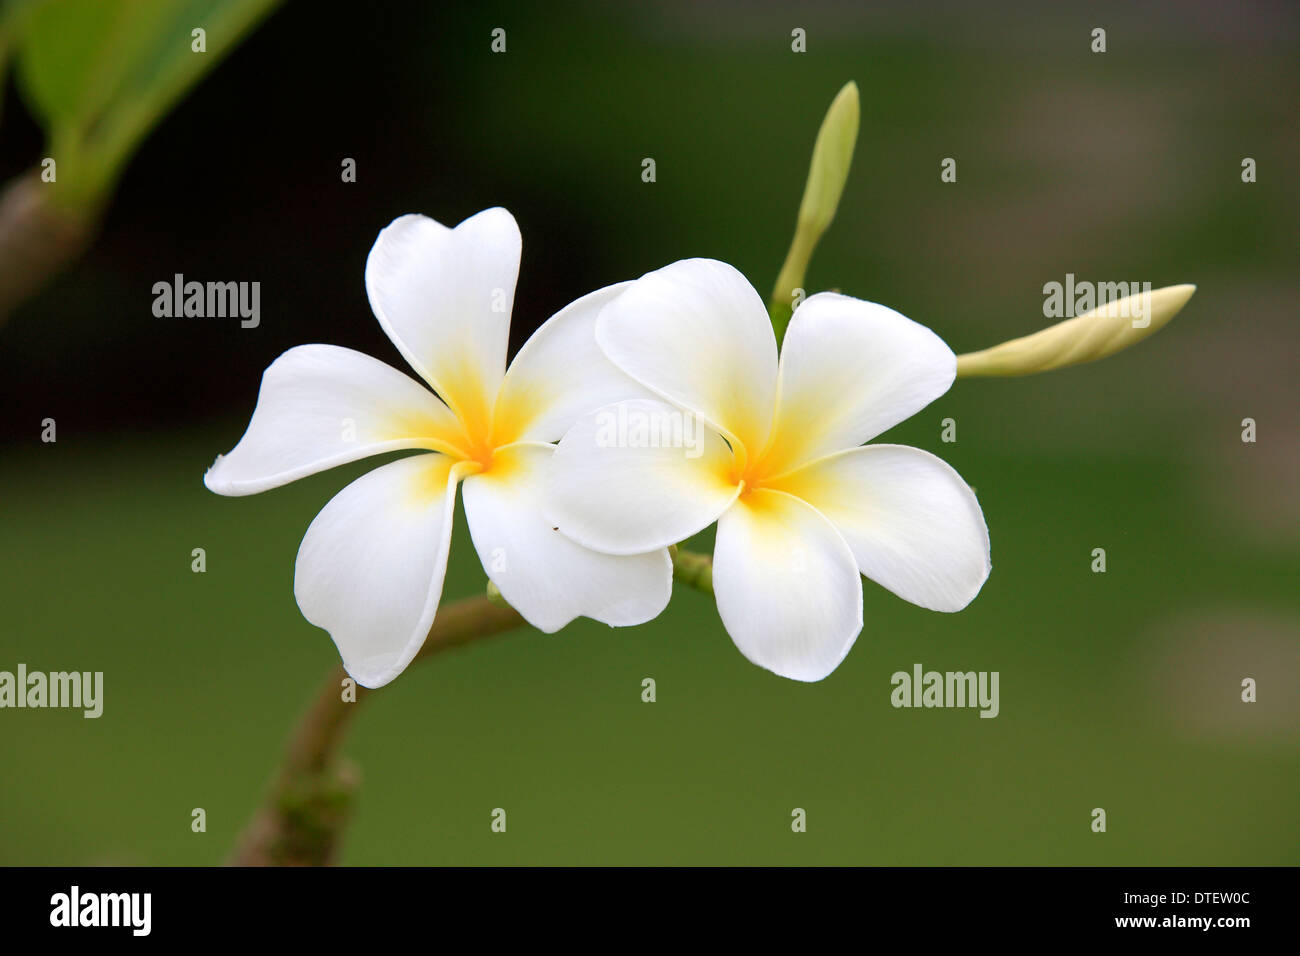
<box><xmin>226</xmin><ymin>549</ymin><xmax>715</xmax><ymax>865</ymax></box>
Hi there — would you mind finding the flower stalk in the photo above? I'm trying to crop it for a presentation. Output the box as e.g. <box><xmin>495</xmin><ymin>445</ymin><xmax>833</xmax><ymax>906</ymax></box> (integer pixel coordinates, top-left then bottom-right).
<box><xmin>670</xmin><ymin>546</ymin><xmax>714</xmax><ymax>595</ymax></box>
<box><xmin>226</xmin><ymin>595</ymin><xmax>525</xmax><ymax>866</ymax></box>
<box><xmin>228</xmin><ymin>550</ymin><xmax>717</xmax><ymax>865</ymax></box>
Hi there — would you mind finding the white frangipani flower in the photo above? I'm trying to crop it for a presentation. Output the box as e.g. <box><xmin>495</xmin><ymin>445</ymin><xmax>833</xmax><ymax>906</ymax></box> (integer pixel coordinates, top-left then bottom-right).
<box><xmin>205</xmin><ymin>208</ymin><xmax>671</xmax><ymax>688</ymax></box>
<box><xmin>547</xmin><ymin>258</ymin><xmax>991</xmax><ymax>682</ymax></box>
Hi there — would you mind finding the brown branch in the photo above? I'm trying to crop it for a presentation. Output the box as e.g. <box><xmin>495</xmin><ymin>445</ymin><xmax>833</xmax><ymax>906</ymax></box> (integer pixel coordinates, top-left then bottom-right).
<box><xmin>0</xmin><ymin>172</ymin><xmax>97</xmax><ymax>325</ymax></box>
<box><xmin>226</xmin><ymin>596</ymin><xmax>525</xmax><ymax>866</ymax></box>
<box><xmin>226</xmin><ymin>550</ymin><xmax>716</xmax><ymax>866</ymax></box>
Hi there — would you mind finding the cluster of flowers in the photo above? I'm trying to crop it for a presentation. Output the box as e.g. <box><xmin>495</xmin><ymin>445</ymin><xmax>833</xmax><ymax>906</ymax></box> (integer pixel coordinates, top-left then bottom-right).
<box><xmin>206</xmin><ymin>208</ymin><xmax>990</xmax><ymax>688</ymax></box>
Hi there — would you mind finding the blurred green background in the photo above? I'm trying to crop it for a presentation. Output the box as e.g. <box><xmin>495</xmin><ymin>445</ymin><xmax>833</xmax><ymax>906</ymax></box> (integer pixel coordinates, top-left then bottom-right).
<box><xmin>1</xmin><ymin>0</ymin><xmax>1297</xmax><ymax>864</ymax></box>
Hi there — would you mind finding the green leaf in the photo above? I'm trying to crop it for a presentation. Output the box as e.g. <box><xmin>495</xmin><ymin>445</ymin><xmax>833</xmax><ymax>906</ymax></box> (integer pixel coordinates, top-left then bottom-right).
<box><xmin>9</xmin><ymin>0</ymin><xmax>280</xmax><ymax>208</ymax></box>
<box><xmin>15</xmin><ymin>0</ymin><xmax>129</xmax><ymax>129</ymax></box>
<box><xmin>0</xmin><ymin>0</ymin><xmax>45</xmax><ymax>119</ymax></box>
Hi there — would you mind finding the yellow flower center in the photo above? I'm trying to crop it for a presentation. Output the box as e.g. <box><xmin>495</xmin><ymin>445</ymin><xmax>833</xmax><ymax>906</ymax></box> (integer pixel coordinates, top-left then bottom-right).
<box><xmin>726</xmin><ymin>436</ymin><xmax>787</xmax><ymax>500</ymax></box>
<box><xmin>440</xmin><ymin>378</ymin><xmax>535</xmax><ymax>479</ymax></box>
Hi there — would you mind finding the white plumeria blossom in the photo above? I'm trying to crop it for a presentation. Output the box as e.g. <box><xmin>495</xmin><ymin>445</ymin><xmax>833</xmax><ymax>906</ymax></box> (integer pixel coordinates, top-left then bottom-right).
<box><xmin>205</xmin><ymin>208</ymin><xmax>671</xmax><ymax>688</ymax></box>
<box><xmin>547</xmin><ymin>258</ymin><xmax>991</xmax><ymax>682</ymax></box>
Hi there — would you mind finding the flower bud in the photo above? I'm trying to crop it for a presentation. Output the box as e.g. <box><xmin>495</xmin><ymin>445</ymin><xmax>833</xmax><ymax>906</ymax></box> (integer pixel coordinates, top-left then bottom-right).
<box><xmin>797</xmin><ymin>80</ymin><xmax>860</xmax><ymax>238</ymax></box>
<box><xmin>956</xmin><ymin>284</ymin><xmax>1196</xmax><ymax>377</ymax></box>
<box><xmin>769</xmin><ymin>81</ymin><xmax>860</xmax><ymax>341</ymax></box>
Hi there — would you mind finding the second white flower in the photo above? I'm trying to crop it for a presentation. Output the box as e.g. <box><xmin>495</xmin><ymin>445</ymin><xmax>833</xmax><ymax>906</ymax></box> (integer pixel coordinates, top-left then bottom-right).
<box><xmin>546</xmin><ymin>258</ymin><xmax>992</xmax><ymax>682</ymax></box>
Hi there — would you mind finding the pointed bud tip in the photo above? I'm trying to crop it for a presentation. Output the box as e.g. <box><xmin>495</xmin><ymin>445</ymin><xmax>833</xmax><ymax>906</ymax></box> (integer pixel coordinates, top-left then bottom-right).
<box><xmin>826</xmin><ymin>81</ymin><xmax>860</xmax><ymax>135</ymax></box>
<box><xmin>1150</xmin><ymin>283</ymin><xmax>1197</xmax><ymax>323</ymax></box>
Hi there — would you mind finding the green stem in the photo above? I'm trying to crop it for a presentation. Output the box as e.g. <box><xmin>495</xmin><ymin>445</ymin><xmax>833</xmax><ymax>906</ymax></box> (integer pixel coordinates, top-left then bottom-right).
<box><xmin>768</xmin><ymin>223</ymin><xmax>819</xmax><ymax>341</ymax></box>
<box><xmin>671</xmin><ymin>546</ymin><xmax>714</xmax><ymax>595</ymax></box>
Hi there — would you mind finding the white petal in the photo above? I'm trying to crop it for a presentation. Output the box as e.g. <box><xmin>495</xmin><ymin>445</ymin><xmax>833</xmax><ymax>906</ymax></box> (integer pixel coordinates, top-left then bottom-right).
<box><xmin>204</xmin><ymin>345</ymin><xmax>466</xmax><ymax>496</ymax></box>
<box><xmin>761</xmin><ymin>292</ymin><xmax>955</xmax><ymax>475</ymax></box>
<box><xmin>462</xmin><ymin>443</ymin><xmax>672</xmax><ymax>631</ymax></box>
<box><xmin>546</xmin><ymin>399</ymin><xmax>741</xmax><ymax>555</ymax></box>
<box><xmin>596</xmin><ymin>258</ymin><xmax>777</xmax><ymax>457</ymax></box>
<box><xmin>493</xmin><ymin>282</ymin><xmax>652</xmax><ymax>444</ymax></box>
<box><xmin>294</xmin><ymin>453</ymin><xmax>465</xmax><ymax>688</ymax></box>
<box><xmin>713</xmin><ymin>489</ymin><xmax>863</xmax><ymax>682</ymax></box>
<box><xmin>365</xmin><ymin>208</ymin><xmax>520</xmax><ymax>434</ymax></box>
<box><xmin>770</xmin><ymin>444</ymin><xmax>990</xmax><ymax>612</ymax></box>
